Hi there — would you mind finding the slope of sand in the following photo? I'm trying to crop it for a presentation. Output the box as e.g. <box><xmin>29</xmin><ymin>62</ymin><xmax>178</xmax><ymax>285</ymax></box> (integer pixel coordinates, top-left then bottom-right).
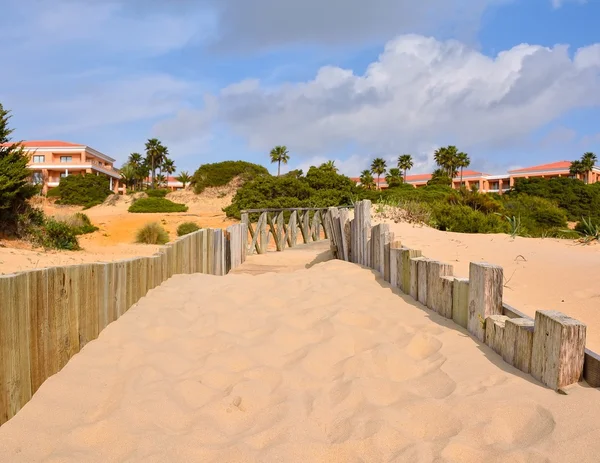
<box><xmin>380</xmin><ymin>221</ymin><xmax>600</xmax><ymax>351</ymax></box>
<box><xmin>1</xmin><ymin>257</ymin><xmax>600</xmax><ymax>462</ymax></box>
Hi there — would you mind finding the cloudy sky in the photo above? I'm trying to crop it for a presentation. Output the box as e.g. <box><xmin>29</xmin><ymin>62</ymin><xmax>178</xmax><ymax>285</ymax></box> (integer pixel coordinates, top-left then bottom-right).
<box><xmin>1</xmin><ymin>0</ymin><xmax>599</xmax><ymax>176</ymax></box>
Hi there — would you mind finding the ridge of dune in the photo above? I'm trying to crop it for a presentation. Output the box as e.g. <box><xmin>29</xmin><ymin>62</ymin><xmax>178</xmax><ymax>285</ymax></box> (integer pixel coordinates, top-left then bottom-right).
<box><xmin>1</xmin><ymin>259</ymin><xmax>599</xmax><ymax>462</ymax></box>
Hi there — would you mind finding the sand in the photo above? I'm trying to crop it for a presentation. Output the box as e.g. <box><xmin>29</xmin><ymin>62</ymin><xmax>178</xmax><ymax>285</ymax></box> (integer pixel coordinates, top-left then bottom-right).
<box><xmin>379</xmin><ymin>221</ymin><xmax>600</xmax><ymax>351</ymax></box>
<box><xmin>1</xmin><ymin>252</ymin><xmax>600</xmax><ymax>462</ymax></box>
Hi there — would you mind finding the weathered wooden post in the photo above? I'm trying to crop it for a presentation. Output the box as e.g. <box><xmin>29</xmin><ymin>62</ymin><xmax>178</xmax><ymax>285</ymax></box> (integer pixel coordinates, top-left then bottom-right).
<box><xmin>399</xmin><ymin>248</ymin><xmax>421</xmax><ymax>294</ymax></box>
<box><xmin>241</xmin><ymin>212</ymin><xmax>250</xmax><ymax>255</ymax></box>
<box><xmin>409</xmin><ymin>257</ymin><xmax>423</xmax><ymax>301</ymax></box>
<box><xmin>259</xmin><ymin>212</ymin><xmax>268</xmax><ymax>254</ymax></box>
<box><xmin>485</xmin><ymin>315</ymin><xmax>510</xmax><ymax>355</ymax></box>
<box><xmin>389</xmin><ymin>242</ymin><xmax>402</xmax><ymax>288</ymax></box>
<box><xmin>353</xmin><ymin>200</ymin><xmax>371</xmax><ymax>267</ymax></box>
<box><xmin>426</xmin><ymin>261</ymin><xmax>454</xmax><ymax>316</ymax></box>
<box><xmin>452</xmin><ymin>278</ymin><xmax>469</xmax><ymax>329</ymax></box>
<box><xmin>503</xmin><ymin>318</ymin><xmax>535</xmax><ymax>373</ymax></box>
<box><xmin>288</xmin><ymin>210</ymin><xmax>298</xmax><ymax>248</ymax></box>
<box><xmin>417</xmin><ymin>258</ymin><xmax>430</xmax><ymax>306</ymax></box>
<box><xmin>531</xmin><ymin>310</ymin><xmax>586</xmax><ymax>390</ymax></box>
<box><xmin>339</xmin><ymin>208</ymin><xmax>350</xmax><ymax>261</ymax></box>
<box><xmin>467</xmin><ymin>262</ymin><xmax>503</xmax><ymax>342</ymax></box>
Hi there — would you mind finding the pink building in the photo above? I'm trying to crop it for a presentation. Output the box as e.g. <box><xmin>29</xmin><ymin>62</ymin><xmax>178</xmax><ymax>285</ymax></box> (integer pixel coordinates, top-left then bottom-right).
<box><xmin>1</xmin><ymin>140</ymin><xmax>121</xmax><ymax>194</ymax></box>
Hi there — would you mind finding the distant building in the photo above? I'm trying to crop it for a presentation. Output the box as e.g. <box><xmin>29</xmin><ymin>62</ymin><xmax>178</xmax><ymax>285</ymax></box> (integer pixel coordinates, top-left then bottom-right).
<box><xmin>351</xmin><ymin>161</ymin><xmax>600</xmax><ymax>192</ymax></box>
<box><xmin>0</xmin><ymin>140</ymin><xmax>121</xmax><ymax>194</ymax></box>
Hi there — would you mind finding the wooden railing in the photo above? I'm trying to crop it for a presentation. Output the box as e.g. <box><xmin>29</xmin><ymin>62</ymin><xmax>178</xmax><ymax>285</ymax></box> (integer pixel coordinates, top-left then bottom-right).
<box><xmin>0</xmin><ymin>223</ymin><xmax>247</xmax><ymax>425</ymax></box>
<box><xmin>328</xmin><ymin>200</ymin><xmax>600</xmax><ymax>391</ymax></box>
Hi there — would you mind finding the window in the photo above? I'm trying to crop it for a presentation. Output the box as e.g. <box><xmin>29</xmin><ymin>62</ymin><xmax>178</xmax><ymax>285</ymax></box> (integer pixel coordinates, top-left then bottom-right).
<box><xmin>60</xmin><ymin>156</ymin><xmax>72</xmax><ymax>163</ymax></box>
<box><xmin>32</xmin><ymin>155</ymin><xmax>45</xmax><ymax>163</ymax></box>
<box><xmin>32</xmin><ymin>172</ymin><xmax>43</xmax><ymax>184</ymax></box>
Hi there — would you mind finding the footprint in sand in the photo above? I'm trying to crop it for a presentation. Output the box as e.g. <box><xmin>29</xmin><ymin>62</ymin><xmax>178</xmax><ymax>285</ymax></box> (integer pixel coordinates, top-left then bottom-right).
<box><xmin>404</xmin><ymin>333</ymin><xmax>443</xmax><ymax>360</ymax></box>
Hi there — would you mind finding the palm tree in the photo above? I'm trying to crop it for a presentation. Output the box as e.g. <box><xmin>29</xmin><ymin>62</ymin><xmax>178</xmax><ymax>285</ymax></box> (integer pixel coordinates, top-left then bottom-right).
<box><xmin>320</xmin><ymin>160</ymin><xmax>338</xmax><ymax>173</ymax></box>
<box><xmin>162</xmin><ymin>158</ymin><xmax>176</xmax><ymax>177</ymax></box>
<box><xmin>581</xmin><ymin>152</ymin><xmax>598</xmax><ymax>183</ymax></box>
<box><xmin>370</xmin><ymin>158</ymin><xmax>387</xmax><ymax>190</ymax></box>
<box><xmin>359</xmin><ymin>169</ymin><xmax>376</xmax><ymax>190</ymax></box>
<box><xmin>127</xmin><ymin>152</ymin><xmax>143</xmax><ymax>190</ymax></box>
<box><xmin>155</xmin><ymin>173</ymin><xmax>167</xmax><ymax>188</ymax></box>
<box><xmin>385</xmin><ymin>168</ymin><xmax>403</xmax><ymax>188</ymax></box>
<box><xmin>456</xmin><ymin>152</ymin><xmax>471</xmax><ymax>185</ymax></box>
<box><xmin>434</xmin><ymin>145</ymin><xmax>460</xmax><ymax>178</ymax></box>
<box><xmin>145</xmin><ymin>138</ymin><xmax>167</xmax><ymax>188</ymax></box>
<box><xmin>397</xmin><ymin>154</ymin><xmax>414</xmax><ymax>182</ymax></box>
<box><xmin>176</xmin><ymin>171</ymin><xmax>192</xmax><ymax>189</ymax></box>
<box><xmin>119</xmin><ymin>163</ymin><xmax>137</xmax><ymax>190</ymax></box>
<box><xmin>270</xmin><ymin>146</ymin><xmax>290</xmax><ymax>176</ymax></box>
<box><xmin>569</xmin><ymin>160</ymin><xmax>585</xmax><ymax>180</ymax></box>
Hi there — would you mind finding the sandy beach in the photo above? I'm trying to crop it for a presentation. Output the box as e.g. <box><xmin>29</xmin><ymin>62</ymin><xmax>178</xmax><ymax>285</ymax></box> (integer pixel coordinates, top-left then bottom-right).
<box><xmin>1</xmin><ymin>253</ymin><xmax>600</xmax><ymax>462</ymax></box>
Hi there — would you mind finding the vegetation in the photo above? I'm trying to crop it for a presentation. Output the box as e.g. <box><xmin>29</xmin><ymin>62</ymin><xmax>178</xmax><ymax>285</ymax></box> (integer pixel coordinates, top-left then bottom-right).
<box><xmin>370</xmin><ymin>158</ymin><xmax>387</xmax><ymax>190</ymax></box>
<box><xmin>270</xmin><ymin>145</ymin><xmax>290</xmax><ymax>176</ymax></box>
<box><xmin>135</xmin><ymin>222</ymin><xmax>170</xmax><ymax>244</ymax></box>
<box><xmin>385</xmin><ymin>168</ymin><xmax>403</xmax><ymax>188</ymax></box>
<box><xmin>128</xmin><ymin>197</ymin><xmax>188</xmax><ymax>213</ymax></box>
<box><xmin>192</xmin><ymin>160</ymin><xmax>269</xmax><ymax>194</ymax></box>
<box><xmin>54</xmin><ymin>174</ymin><xmax>113</xmax><ymax>208</ymax></box>
<box><xmin>31</xmin><ymin>218</ymin><xmax>81</xmax><ymax>250</ymax></box>
<box><xmin>146</xmin><ymin>189</ymin><xmax>169</xmax><ymax>198</ymax></box>
<box><xmin>433</xmin><ymin>145</ymin><xmax>470</xmax><ymax>180</ymax></box>
<box><xmin>359</xmin><ymin>170</ymin><xmax>376</xmax><ymax>190</ymax></box>
<box><xmin>397</xmin><ymin>154</ymin><xmax>413</xmax><ymax>182</ymax></box>
<box><xmin>177</xmin><ymin>221</ymin><xmax>201</xmax><ymax>236</ymax></box>
<box><xmin>176</xmin><ymin>171</ymin><xmax>192</xmax><ymax>189</ymax></box>
<box><xmin>55</xmin><ymin>212</ymin><xmax>99</xmax><ymax>235</ymax></box>
<box><xmin>570</xmin><ymin>152</ymin><xmax>597</xmax><ymax>183</ymax></box>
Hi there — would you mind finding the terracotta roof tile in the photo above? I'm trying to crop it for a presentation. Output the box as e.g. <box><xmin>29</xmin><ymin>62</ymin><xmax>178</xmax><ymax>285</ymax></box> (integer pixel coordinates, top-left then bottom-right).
<box><xmin>508</xmin><ymin>161</ymin><xmax>572</xmax><ymax>173</ymax></box>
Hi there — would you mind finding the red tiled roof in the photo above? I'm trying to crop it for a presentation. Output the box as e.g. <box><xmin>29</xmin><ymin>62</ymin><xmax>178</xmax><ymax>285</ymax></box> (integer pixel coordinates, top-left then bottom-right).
<box><xmin>0</xmin><ymin>140</ymin><xmax>84</xmax><ymax>148</ymax></box>
<box><xmin>508</xmin><ymin>161</ymin><xmax>572</xmax><ymax>173</ymax></box>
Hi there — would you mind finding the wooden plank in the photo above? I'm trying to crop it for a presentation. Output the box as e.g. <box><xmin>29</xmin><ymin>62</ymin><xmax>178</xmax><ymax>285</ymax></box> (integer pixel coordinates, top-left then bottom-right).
<box><xmin>214</xmin><ymin>229</ymin><xmax>225</xmax><ymax>276</ymax></box>
<box><xmin>288</xmin><ymin>211</ymin><xmax>298</xmax><ymax>248</ymax></box>
<box><xmin>207</xmin><ymin>229</ymin><xmax>215</xmax><ymax>273</ymax></box>
<box><xmin>531</xmin><ymin>310</ymin><xmax>586</xmax><ymax>390</ymax></box>
<box><xmin>339</xmin><ymin>208</ymin><xmax>350</xmax><ymax>261</ymax></box>
<box><xmin>241</xmin><ymin>207</ymin><xmax>355</xmax><ymax>213</ymax></box>
<box><xmin>96</xmin><ymin>263</ymin><xmax>113</xmax><ymax>332</ymax></box>
<box><xmin>426</xmin><ymin>261</ymin><xmax>454</xmax><ymax>315</ymax></box>
<box><xmin>390</xmin><ymin>248</ymin><xmax>401</xmax><ymax>288</ymax></box>
<box><xmin>320</xmin><ymin>209</ymin><xmax>329</xmax><ymax>239</ymax></box>
<box><xmin>240</xmin><ymin>223</ymin><xmax>248</xmax><ymax>264</ymax></box>
<box><xmin>78</xmin><ymin>264</ymin><xmax>99</xmax><ymax>349</ymax></box>
<box><xmin>0</xmin><ymin>274</ymin><xmax>32</xmax><ymax>424</ymax></box>
<box><xmin>114</xmin><ymin>261</ymin><xmax>128</xmax><ymax>318</ymax></box>
<box><xmin>353</xmin><ymin>201</ymin><xmax>371</xmax><ymax>267</ymax></box>
<box><xmin>200</xmin><ymin>229</ymin><xmax>208</xmax><ymax>274</ymax></box>
<box><xmin>383</xmin><ymin>228</ymin><xmax>394</xmax><ymax>283</ymax></box>
<box><xmin>503</xmin><ymin>318</ymin><xmax>535</xmax><ymax>374</ymax></box>
<box><xmin>485</xmin><ymin>315</ymin><xmax>509</xmax><ymax>354</ymax></box>
<box><xmin>259</xmin><ymin>212</ymin><xmax>268</xmax><ymax>254</ymax></box>
<box><xmin>467</xmin><ymin>262</ymin><xmax>503</xmax><ymax>342</ymax></box>
<box><xmin>452</xmin><ymin>278</ymin><xmax>469</xmax><ymax>329</ymax></box>
<box><xmin>27</xmin><ymin>269</ymin><xmax>50</xmax><ymax>395</ymax></box>
<box><xmin>583</xmin><ymin>349</ymin><xmax>600</xmax><ymax>388</ymax></box>
<box><xmin>302</xmin><ymin>211</ymin><xmax>310</xmax><ymax>244</ymax></box>
<box><xmin>401</xmin><ymin>248</ymin><xmax>422</xmax><ymax>293</ymax></box>
<box><xmin>417</xmin><ymin>258</ymin><xmax>429</xmax><ymax>306</ymax></box>
<box><xmin>409</xmin><ymin>257</ymin><xmax>423</xmax><ymax>301</ymax></box>
<box><xmin>371</xmin><ymin>224</ymin><xmax>382</xmax><ymax>272</ymax></box>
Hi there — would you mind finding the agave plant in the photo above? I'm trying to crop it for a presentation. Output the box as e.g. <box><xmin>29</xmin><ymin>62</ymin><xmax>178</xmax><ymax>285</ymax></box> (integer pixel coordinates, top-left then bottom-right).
<box><xmin>575</xmin><ymin>217</ymin><xmax>600</xmax><ymax>243</ymax></box>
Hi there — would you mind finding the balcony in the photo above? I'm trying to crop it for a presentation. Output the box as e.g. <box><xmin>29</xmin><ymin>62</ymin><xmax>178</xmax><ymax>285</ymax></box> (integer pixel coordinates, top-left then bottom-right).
<box><xmin>28</xmin><ymin>161</ymin><xmax>120</xmax><ymax>178</ymax></box>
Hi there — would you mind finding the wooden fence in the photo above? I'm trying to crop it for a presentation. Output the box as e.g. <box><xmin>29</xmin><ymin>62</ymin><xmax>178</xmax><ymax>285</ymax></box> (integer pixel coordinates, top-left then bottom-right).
<box><xmin>0</xmin><ymin>224</ymin><xmax>247</xmax><ymax>425</ymax></box>
<box><xmin>327</xmin><ymin>200</ymin><xmax>598</xmax><ymax>391</ymax></box>
<box><xmin>240</xmin><ymin>208</ymin><xmax>333</xmax><ymax>254</ymax></box>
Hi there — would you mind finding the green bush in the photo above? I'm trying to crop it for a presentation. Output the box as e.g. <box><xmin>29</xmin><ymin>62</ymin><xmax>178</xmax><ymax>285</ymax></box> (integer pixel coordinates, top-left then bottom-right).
<box><xmin>502</xmin><ymin>194</ymin><xmax>568</xmax><ymax>237</ymax></box>
<box><xmin>32</xmin><ymin>219</ymin><xmax>81</xmax><ymax>250</ymax></box>
<box><xmin>46</xmin><ymin>187</ymin><xmax>61</xmax><ymax>198</ymax></box>
<box><xmin>55</xmin><ymin>174</ymin><xmax>113</xmax><ymax>208</ymax></box>
<box><xmin>128</xmin><ymin>197</ymin><xmax>188</xmax><ymax>213</ymax></box>
<box><xmin>136</xmin><ymin>222</ymin><xmax>170</xmax><ymax>244</ymax></box>
<box><xmin>192</xmin><ymin>160</ymin><xmax>269</xmax><ymax>194</ymax></box>
<box><xmin>177</xmin><ymin>222</ymin><xmax>201</xmax><ymax>236</ymax></box>
<box><xmin>146</xmin><ymin>189</ymin><xmax>169</xmax><ymax>198</ymax></box>
<box><xmin>430</xmin><ymin>204</ymin><xmax>509</xmax><ymax>234</ymax></box>
<box><xmin>55</xmin><ymin>212</ymin><xmax>99</xmax><ymax>235</ymax></box>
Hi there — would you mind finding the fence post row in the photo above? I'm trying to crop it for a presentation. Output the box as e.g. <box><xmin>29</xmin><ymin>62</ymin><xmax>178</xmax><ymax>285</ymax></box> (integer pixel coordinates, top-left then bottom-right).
<box><xmin>325</xmin><ymin>200</ymin><xmax>594</xmax><ymax>392</ymax></box>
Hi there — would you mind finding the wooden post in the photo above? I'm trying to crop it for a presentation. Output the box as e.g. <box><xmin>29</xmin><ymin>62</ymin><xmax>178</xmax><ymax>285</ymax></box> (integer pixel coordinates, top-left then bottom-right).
<box><xmin>339</xmin><ymin>209</ymin><xmax>350</xmax><ymax>261</ymax></box>
<box><xmin>288</xmin><ymin>211</ymin><xmax>298</xmax><ymax>248</ymax></box>
<box><xmin>302</xmin><ymin>211</ymin><xmax>310</xmax><ymax>244</ymax></box>
<box><xmin>400</xmin><ymin>249</ymin><xmax>422</xmax><ymax>294</ymax></box>
<box><xmin>27</xmin><ymin>269</ymin><xmax>50</xmax><ymax>396</ymax></box>
<box><xmin>503</xmin><ymin>318</ymin><xmax>535</xmax><ymax>373</ymax></box>
<box><xmin>390</xmin><ymin>247</ymin><xmax>401</xmax><ymax>288</ymax></box>
<box><xmin>417</xmin><ymin>258</ymin><xmax>429</xmax><ymax>306</ymax></box>
<box><xmin>409</xmin><ymin>257</ymin><xmax>423</xmax><ymax>301</ymax></box>
<box><xmin>452</xmin><ymin>278</ymin><xmax>469</xmax><ymax>329</ymax></box>
<box><xmin>426</xmin><ymin>261</ymin><xmax>454</xmax><ymax>315</ymax></box>
<box><xmin>531</xmin><ymin>310</ymin><xmax>586</xmax><ymax>390</ymax></box>
<box><xmin>467</xmin><ymin>262</ymin><xmax>503</xmax><ymax>342</ymax></box>
<box><xmin>259</xmin><ymin>212</ymin><xmax>268</xmax><ymax>254</ymax></box>
<box><xmin>77</xmin><ymin>264</ymin><xmax>99</xmax><ymax>349</ymax></box>
<box><xmin>352</xmin><ymin>200</ymin><xmax>371</xmax><ymax>267</ymax></box>
<box><xmin>241</xmin><ymin>212</ymin><xmax>250</xmax><ymax>255</ymax></box>
<box><xmin>485</xmin><ymin>315</ymin><xmax>509</xmax><ymax>354</ymax></box>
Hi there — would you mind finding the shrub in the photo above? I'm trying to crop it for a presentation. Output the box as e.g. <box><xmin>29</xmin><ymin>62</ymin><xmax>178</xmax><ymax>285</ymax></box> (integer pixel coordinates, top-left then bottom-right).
<box><xmin>46</xmin><ymin>187</ymin><xmax>61</xmax><ymax>198</ymax></box>
<box><xmin>128</xmin><ymin>197</ymin><xmax>188</xmax><ymax>213</ymax></box>
<box><xmin>55</xmin><ymin>174</ymin><xmax>113</xmax><ymax>208</ymax></box>
<box><xmin>448</xmin><ymin>189</ymin><xmax>503</xmax><ymax>214</ymax></box>
<box><xmin>136</xmin><ymin>222</ymin><xmax>169</xmax><ymax>244</ymax></box>
<box><xmin>502</xmin><ymin>194</ymin><xmax>568</xmax><ymax>237</ymax></box>
<box><xmin>575</xmin><ymin>217</ymin><xmax>600</xmax><ymax>241</ymax></box>
<box><xmin>192</xmin><ymin>161</ymin><xmax>269</xmax><ymax>194</ymax></box>
<box><xmin>177</xmin><ymin>222</ymin><xmax>201</xmax><ymax>236</ymax></box>
<box><xmin>55</xmin><ymin>212</ymin><xmax>99</xmax><ymax>235</ymax></box>
<box><xmin>430</xmin><ymin>204</ymin><xmax>509</xmax><ymax>234</ymax></box>
<box><xmin>31</xmin><ymin>219</ymin><xmax>81</xmax><ymax>250</ymax></box>
<box><xmin>146</xmin><ymin>188</ymin><xmax>169</xmax><ymax>198</ymax></box>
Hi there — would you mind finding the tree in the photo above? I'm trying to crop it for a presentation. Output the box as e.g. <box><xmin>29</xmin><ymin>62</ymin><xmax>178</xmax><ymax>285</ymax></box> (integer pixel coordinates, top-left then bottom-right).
<box><xmin>127</xmin><ymin>152</ymin><xmax>145</xmax><ymax>190</ymax></box>
<box><xmin>359</xmin><ymin>169</ymin><xmax>376</xmax><ymax>190</ymax></box>
<box><xmin>370</xmin><ymin>158</ymin><xmax>387</xmax><ymax>190</ymax></box>
<box><xmin>176</xmin><ymin>171</ymin><xmax>192</xmax><ymax>189</ymax></box>
<box><xmin>163</xmin><ymin>158</ymin><xmax>176</xmax><ymax>177</ymax></box>
<box><xmin>320</xmin><ymin>160</ymin><xmax>338</xmax><ymax>173</ymax></box>
<box><xmin>144</xmin><ymin>139</ymin><xmax>167</xmax><ymax>188</ymax></box>
<box><xmin>569</xmin><ymin>160</ymin><xmax>585</xmax><ymax>179</ymax></box>
<box><xmin>385</xmin><ymin>168</ymin><xmax>403</xmax><ymax>188</ymax></box>
<box><xmin>397</xmin><ymin>154</ymin><xmax>414</xmax><ymax>182</ymax></box>
<box><xmin>119</xmin><ymin>163</ymin><xmax>137</xmax><ymax>190</ymax></box>
<box><xmin>270</xmin><ymin>146</ymin><xmax>290</xmax><ymax>176</ymax></box>
<box><xmin>427</xmin><ymin>168</ymin><xmax>452</xmax><ymax>186</ymax></box>
<box><xmin>155</xmin><ymin>174</ymin><xmax>167</xmax><ymax>188</ymax></box>
<box><xmin>581</xmin><ymin>152</ymin><xmax>598</xmax><ymax>184</ymax></box>
<box><xmin>0</xmin><ymin>104</ymin><xmax>38</xmax><ymax>234</ymax></box>
<box><xmin>434</xmin><ymin>145</ymin><xmax>460</xmax><ymax>178</ymax></box>
<box><xmin>456</xmin><ymin>152</ymin><xmax>471</xmax><ymax>185</ymax></box>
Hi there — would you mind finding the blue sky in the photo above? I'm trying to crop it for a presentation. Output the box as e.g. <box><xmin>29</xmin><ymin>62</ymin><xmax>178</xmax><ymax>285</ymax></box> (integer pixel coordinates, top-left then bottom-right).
<box><xmin>1</xmin><ymin>0</ymin><xmax>599</xmax><ymax>176</ymax></box>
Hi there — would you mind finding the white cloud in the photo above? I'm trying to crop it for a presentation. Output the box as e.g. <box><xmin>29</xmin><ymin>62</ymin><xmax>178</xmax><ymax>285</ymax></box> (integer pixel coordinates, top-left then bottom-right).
<box><xmin>551</xmin><ymin>0</ymin><xmax>587</xmax><ymax>8</ymax></box>
<box><xmin>169</xmin><ymin>35</ymin><xmax>600</xmax><ymax>171</ymax></box>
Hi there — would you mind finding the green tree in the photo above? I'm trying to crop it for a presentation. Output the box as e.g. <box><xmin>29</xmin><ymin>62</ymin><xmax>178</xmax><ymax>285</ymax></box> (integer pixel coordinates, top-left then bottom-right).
<box><xmin>456</xmin><ymin>151</ymin><xmax>471</xmax><ymax>185</ymax></box>
<box><xmin>397</xmin><ymin>154</ymin><xmax>414</xmax><ymax>182</ymax></box>
<box><xmin>581</xmin><ymin>152</ymin><xmax>598</xmax><ymax>184</ymax></box>
<box><xmin>434</xmin><ymin>145</ymin><xmax>460</xmax><ymax>178</ymax></box>
<box><xmin>175</xmin><ymin>171</ymin><xmax>192</xmax><ymax>189</ymax></box>
<box><xmin>370</xmin><ymin>158</ymin><xmax>387</xmax><ymax>190</ymax></box>
<box><xmin>119</xmin><ymin>163</ymin><xmax>137</xmax><ymax>190</ymax></box>
<box><xmin>385</xmin><ymin>168</ymin><xmax>403</xmax><ymax>188</ymax></box>
<box><xmin>0</xmin><ymin>104</ymin><xmax>38</xmax><ymax>234</ymax></box>
<box><xmin>359</xmin><ymin>169</ymin><xmax>376</xmax><ymax>190</ymax></box>
<box><xmin>427</xmin><ymin>168</ymin><xmax>452</xmax><ymax>186</ymax></box>
<box><xmin>569</xmin><ymin>160</ymin><xmax>585</xmax><ymax>179</ymax></box>
<box><xmin>270</xmin><ymin>145</ymin><xmax>290</xmax><ymax>176</ymax></box>
<box><xmin>320</xmin><ymin>160</ymin><xmax>338</xmax><ymax>173</ymax></box>
<box><xmin>144</xmin><ymin>138</ymin><xmax>167</xmax><ymax>188</ymax></box>
<box><xmin>127</xmin><ymin>152</ymin><xmax>146</xmax><ymax>190</ymax></box>
<box><xmin>155</xmin><ymin>173</ymin><xmax>167</xmax><ymax>188</ymax></box>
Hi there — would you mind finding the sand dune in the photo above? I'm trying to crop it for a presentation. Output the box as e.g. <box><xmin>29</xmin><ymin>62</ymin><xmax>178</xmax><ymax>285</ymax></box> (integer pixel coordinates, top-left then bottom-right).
<box><xmin>1</xmin><ymin>259</ymin><xmax>600</xmax><ymax>462</ymax></box>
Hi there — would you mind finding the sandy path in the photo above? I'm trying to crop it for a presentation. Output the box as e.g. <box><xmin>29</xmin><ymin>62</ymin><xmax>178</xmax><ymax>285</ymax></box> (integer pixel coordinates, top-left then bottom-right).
<box><xmin>1</xmin><ymin>259</ymin><xmax>600</xmax><ymax>462</ymax></box>
<box><xmin>383</xmin><ymin>221</ymin><xmax>600</xmax><ymax>352</ymax></box>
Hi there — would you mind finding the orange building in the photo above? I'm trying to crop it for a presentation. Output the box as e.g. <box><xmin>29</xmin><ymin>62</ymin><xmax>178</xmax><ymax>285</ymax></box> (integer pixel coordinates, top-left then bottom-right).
<box><xmin>0</xmin><ymin>140</ymin><xmax>121</xmax><ymax>194</ymax></box>
<box><xmin>352</xmin><ymin>161</ymin><xmax>600</xmax><ymax>193</ymax></box>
